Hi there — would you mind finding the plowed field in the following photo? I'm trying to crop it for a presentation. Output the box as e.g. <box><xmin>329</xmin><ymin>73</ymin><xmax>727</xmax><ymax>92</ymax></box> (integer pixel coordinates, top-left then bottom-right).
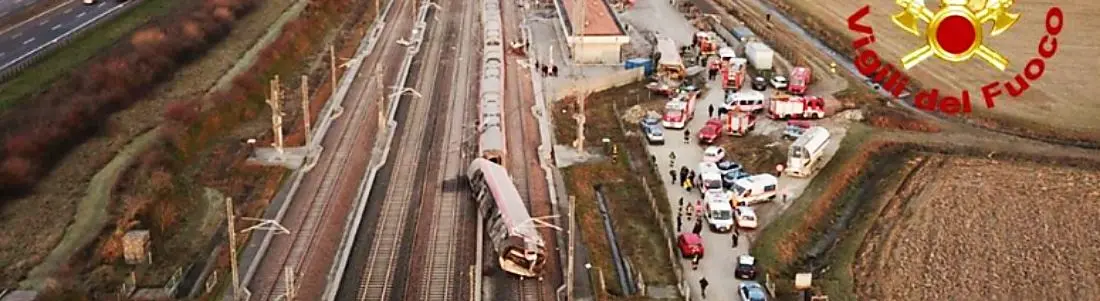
<box><xmin>772</xmin><ymin>0</ymin><xmax>1100</xmax><ymax>138</ymax></box>
<box><xmin>855</xmin><ymin>156</ymin><xmax>1100</xmax><ymax>300</ymax></box>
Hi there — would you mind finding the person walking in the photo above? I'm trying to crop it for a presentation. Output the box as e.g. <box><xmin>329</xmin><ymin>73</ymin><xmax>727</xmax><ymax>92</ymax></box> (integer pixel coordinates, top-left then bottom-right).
<box><xmin>699</xmin><ymin>277</ymin><xmax>710</xmax><ymax>299</ymax></box>
<box><xmin>678</xmin><ymin>168</ymin><xmax>687</xmax><ymax>184</ymax></box>
<box><xmin>689</xmin><ymin>171</ymin><xmax>697</xmax><ymax>186</ymax></box>
<box><xmin>683</xmin><ymin>129</ymin><xmax>691</xmax><ymax>144</ymax></box>
<box><xmin>692</xmin><ymin>220</ymin><xmax>703</xmax><ymax>235</ymax></box>
<box><xmin>694</xmin><ymin>200</ymin><xmax>704</xmax><ymax>217</ymax></box>
<box><xmin>668</xmin><ymin>151</ymin><xmax>677</xmax><ymax>168</ymax></box>
<box><xmin>732</xmin><ymin>231</ymin><xmax>739</xmax><ymax>248</ymax></box>
<box><xmin>669</xmin><ymin>169</ymin><xmax>678</xmax><ymax>183</ymax></box>
<box><xmin>676</xmin><ymin>215</ymin><xmax>683</xmax><ymax>232</ymax></box>
<box><xmin>679</xmin><ymin>197</ymin><xmax>684</xmax><ymax>207</ymax></box>
<box><xmin>708</xmin><ymin>104</ymin><xmax>715</xmax><ymax>117</ymax></box>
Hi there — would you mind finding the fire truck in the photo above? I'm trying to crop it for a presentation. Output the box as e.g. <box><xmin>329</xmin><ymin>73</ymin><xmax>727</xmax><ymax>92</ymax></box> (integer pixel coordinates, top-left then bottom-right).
<box><xmin>662</xmin><ymin>87</ymin><xmax>699</xmax><ymax>129</ymax></box>
<box><xmin>725</xmin><ymin>109</ymin><xmax>757</xmax><ymax>136</ymax></box>
<box><xmin>788</xmin><ymin>67</ymin><xmax>812</xmax><ymax>95</ymax></box>
<box><xmin>767</xmin><ymin>94</ymin><xmax>826</xmax><ymax>120</ymax></box>
<box><xmin>722</xmin><ymin>58</ymin><xmax>748</xmax><ymax>91</ymax></box>
<box><xmin>694</xmin><ymin>31</ymin><xmax>719</xmax><ymax>57</ymax></box>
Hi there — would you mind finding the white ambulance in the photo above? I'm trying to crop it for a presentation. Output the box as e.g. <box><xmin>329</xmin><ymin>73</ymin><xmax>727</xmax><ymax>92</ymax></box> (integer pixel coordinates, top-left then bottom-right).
<box><xmin>731</xmin><ymin>174</ymin><xmax>779</xmax><ymax>206</ymax></box>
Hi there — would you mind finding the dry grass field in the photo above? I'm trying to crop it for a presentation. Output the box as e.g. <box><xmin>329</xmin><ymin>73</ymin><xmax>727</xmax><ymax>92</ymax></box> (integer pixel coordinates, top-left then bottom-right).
<box><xmin>775</xmin><ymin>0</ymin><xmax>1100</xmax><ymax>138</ymax></box>
<box><xmin>855</xmin><ymin>156</ymin><xmax>1100</xmax><ymax>300</ymax></box>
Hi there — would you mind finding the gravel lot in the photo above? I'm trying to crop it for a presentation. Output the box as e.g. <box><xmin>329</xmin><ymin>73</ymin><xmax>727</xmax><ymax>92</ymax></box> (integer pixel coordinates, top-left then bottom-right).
<box><xmin>856</xmin><ymin>155</ymin><xmax>1100</xmax><ymax>300</ymax></box>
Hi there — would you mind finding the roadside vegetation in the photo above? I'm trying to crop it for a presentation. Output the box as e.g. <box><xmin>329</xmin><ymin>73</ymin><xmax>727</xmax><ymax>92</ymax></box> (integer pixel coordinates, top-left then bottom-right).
<box><xmin>0</xmin><ymin>0</ymin><xmax>378</xmax><ymax>296</ymax></box>
<box><xmin>554</xmin><ymin>83</ymin><xmax>678</xmax><ymax>299</ymax></box>
<box><xmin>0</xmin><ymin>0</ymin><xmax>183</xmax><ymax>110</ymax></box>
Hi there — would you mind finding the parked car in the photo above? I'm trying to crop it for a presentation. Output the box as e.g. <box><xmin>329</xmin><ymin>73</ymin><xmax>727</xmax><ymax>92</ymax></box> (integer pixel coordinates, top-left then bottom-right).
<box><xmin>677</xmin><ymin>233</ymin><xmax>704</xmax><ymax>258</ymax></box>
<box><xmin>736</xmin><ymin>206</ymin><xmax>758</xmax><ymax>229</ymax></box>
<box><xmin>738</xmin><ymin>281</ymin><xmax>769</xmax><ymax>301</ymax></box>
<box><xmin>83</xmin><ymin>0</ymin><xmax>96</xmax><ymax>4</ymax></box>
<box><xmin>702</xmin><ymin>146</ymin><xmax>726</xmax><ymax>163</ymax></box>
<box><xmin>735</xmin><ymin>255</ymin><xmax>758</xmax><ymax>279</ymax></box>
<box><xmin>697</xmin><ymin>118</ymin><xmax>723</xmax><ymax>144</ymax></box>
<box><xmin>751</xmin><ymin>76</ymin><xmax>767</xmax><ymax>91</ymax></box>
<box><xmin>770</xmin><ymin>75</ymin><xmax>789</xmax><ymax>90</ymax></box>
<box><xmin>722</xmin><ymin>169</ymin><xmax>750</xmax><ymax>189</ymax></box>
<box><xmin>782</xmin><ymin>120</ymin><xmax>812</xmax><ymax>140</ymax></box>
<box><xmin>641</xmin><ymin>115</ymin><xmax>665</xmax><ymax>144</ymax></box>
<box><xmin>716</xmin><ymin>160</ymin><xmax>743</xmax><ymax>173</ymax></box>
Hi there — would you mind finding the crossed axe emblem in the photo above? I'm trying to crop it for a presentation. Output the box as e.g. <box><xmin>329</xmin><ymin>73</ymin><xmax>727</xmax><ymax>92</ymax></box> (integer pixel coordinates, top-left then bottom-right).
<box><xmin>892</xmin><ymin>0</ymin><xmax>1020</xmax><ymax>70</ymax></box>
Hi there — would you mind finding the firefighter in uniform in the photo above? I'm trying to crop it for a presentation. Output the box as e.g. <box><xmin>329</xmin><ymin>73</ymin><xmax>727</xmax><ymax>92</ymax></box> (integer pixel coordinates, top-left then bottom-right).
<box><xmin>707</xmin><ymin>59</ymin><xmax>720</xmax><ymax>81</ymax></box>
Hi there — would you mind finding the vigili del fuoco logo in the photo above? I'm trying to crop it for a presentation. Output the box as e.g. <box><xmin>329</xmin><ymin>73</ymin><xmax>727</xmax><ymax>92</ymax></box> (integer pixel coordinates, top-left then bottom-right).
<box><xmin>845</xmin><ymin>0</ymin><xmax>1064</xmax><ymax>114</ymax></box>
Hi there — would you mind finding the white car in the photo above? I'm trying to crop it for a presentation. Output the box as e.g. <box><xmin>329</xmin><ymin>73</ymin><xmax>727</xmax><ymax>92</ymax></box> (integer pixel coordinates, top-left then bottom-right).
<box><xmin>702</xmin><ymin>146</ymin><xmax>726</xmax><ymax>163</ymax></box>
<box><xmin>736</xmin><ymin>206</ymin><xmax>758</xmax><ymax>229</ymax></box>
<box><xmin>83</xmin><ymin>0</ymin><xmax>96</xmax><ymax>4</ymax></box>
<box><xmin>770</xmin><ymin>75</ymin><xmax>788</xmax><ymax>90</ymax></box>
<box><xmin>739</xmin><ymin>281</ymin><xmax>768</xmax><ymax>301</ymax></box>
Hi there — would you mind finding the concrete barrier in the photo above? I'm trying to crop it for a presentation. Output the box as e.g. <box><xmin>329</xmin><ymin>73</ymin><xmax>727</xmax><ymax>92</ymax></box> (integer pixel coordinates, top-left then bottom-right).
<box><xmin>549</xmin><ymin>67</ymin><xmax>644</xmax><ymax>100</ymax></box>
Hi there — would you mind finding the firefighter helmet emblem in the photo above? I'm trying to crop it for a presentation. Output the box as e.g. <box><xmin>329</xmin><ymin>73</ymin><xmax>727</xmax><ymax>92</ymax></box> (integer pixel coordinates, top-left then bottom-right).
<box><xmin>891</xmin><ymin>0</ymin><xmax>1020</xmax><ymax>71</ymax></box>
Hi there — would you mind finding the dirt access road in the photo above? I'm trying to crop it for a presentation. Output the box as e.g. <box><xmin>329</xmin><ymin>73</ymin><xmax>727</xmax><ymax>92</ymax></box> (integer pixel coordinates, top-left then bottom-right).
<box><xmin>855</xmin><ymin>155</ymin><xmax>1100</xmax><ymax>300</ymax></box>
<box><xmin>242</xmin><ymin>0</ymin><xmax>421</xmax><ymax>300</ymax></box>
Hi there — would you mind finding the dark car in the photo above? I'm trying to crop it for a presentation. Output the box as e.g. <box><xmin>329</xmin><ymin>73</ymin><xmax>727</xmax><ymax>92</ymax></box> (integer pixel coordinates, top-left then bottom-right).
<box><xmin>751</xmin><ymin>76</ymin><xmax>767</xmax><ymax>91</ymax></box>
<box><xmin>735</xmin><ymin>255</ymin><xmax>758</xmax><ymax>279</ymax></box>
<box><xmin>722</xmin><ymin>169</ymin><xmax>749</xmax><ymax>189</ymax></box>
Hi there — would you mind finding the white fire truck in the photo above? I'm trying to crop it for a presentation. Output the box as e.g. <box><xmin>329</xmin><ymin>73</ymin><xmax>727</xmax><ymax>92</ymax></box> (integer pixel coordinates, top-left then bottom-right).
<box><xmin>767</xmin><ymin>94</ymin><xmax>826</xmax><ymax>120</ymax></box>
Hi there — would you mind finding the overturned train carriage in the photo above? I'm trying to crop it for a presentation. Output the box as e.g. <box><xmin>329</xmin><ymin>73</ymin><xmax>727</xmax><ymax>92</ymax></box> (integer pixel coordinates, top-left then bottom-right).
<box><xmin>478</xmin><ymin>0</ymin><xmax>507</xmax><ymax>166</ymax></box>
<box><xmin>467</xmin><ymin>158</ymin><xmax>547</xmax><ymax>277</ymax></box>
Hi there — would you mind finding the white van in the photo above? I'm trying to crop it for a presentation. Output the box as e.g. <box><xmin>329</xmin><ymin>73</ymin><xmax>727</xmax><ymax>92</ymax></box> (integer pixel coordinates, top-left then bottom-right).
<box><xmin>718</xmin><ymin>47</ymin><xmax>736</xmax><ymax>61</ymax></box>
<box><xmin>731</xmin><ymin>174</ymin><xmax>779</xmax><ymax>205</ymax></box>
<box><xmin>725</xmin><ymin>90</ymin><xmax>765</xmax><ymax>113</ymax></box>
<box><xmin>705</xmin><ymin>200</ymin><xmax>735</xmax><ymax>232</ymax></box>
<box><xmin>697</xmin><ymin>162</ymin><xmax>724</xmax><ymax>195</ymax></box>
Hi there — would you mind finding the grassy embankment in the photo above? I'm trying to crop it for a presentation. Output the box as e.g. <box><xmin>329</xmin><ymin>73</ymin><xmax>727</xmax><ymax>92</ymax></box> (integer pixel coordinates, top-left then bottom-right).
<box><xmin>554</xmin><ymin>83</ymin><xmax>678</xmax><ymax>299</ymax></box>
<box><xmin>0</xmin><ymin>0</ymin><xmax>181</xmax><ymax>110</ymax></box>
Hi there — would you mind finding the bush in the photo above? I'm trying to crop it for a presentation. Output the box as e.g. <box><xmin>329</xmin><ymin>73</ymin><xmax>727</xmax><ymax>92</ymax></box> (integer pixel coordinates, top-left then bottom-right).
<box><xmin>0</xmin><ymin>0</ymin><xmax>260</xmax><ymax>197</ymax></box>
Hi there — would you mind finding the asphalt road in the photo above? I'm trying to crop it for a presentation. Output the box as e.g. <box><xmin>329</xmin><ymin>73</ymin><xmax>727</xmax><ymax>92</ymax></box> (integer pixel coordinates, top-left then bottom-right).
<box><xmin>0</xmin><ymin>0</ymin><xmax>132</xmax><ymax>73</ymax></box>
<box><xmin>0</xmin><ymin>0</ymin><xmax>43</xmax><ymax>20</ymax></box>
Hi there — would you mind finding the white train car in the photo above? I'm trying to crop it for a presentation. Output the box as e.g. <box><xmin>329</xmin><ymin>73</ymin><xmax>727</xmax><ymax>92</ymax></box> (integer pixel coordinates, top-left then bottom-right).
<box><xmin>478</xmin><ymin>0</ymin><xmax>508</xmax><ymax>166</ymax></box>
<box><xmin>467</xmin><ymin>158</ymin><xmax>547</xmax><ymax>277</ymax></box>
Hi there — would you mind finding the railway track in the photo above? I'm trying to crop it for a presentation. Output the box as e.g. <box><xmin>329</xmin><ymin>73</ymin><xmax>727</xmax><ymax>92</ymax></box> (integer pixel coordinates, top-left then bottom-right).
<box><xmin>404</xmin><ymin>0</ymin><xmax>480</xmax><ymax>299</ymax></box>
<box><xmin>495</xmin><ymin>0</ymin><xmax>561</xmax><ymax>300</ymax></box>
<box><xmin>243</xmin><ymin>0</ymin><xmax>419</xmax><ymax>299</ymax></box>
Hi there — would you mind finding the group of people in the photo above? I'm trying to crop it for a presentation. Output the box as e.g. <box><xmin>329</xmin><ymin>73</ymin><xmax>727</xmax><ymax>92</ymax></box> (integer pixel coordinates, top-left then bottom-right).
<box><xmin>669</xmin><ymin>165</ymin><xmax>700</xmax><ymax>192</ymax></box>
<box><xmin>534</xmin><ymin>60</ymin><xmax>559</xmax><ymax>77</ymax></box>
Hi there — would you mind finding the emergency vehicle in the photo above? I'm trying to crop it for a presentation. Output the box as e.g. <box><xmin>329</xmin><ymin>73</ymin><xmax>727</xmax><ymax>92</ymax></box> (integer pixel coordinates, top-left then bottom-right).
<box><xmin>731</xmin><ymin>174</ymin><xmax>779</xmax><ymax>206</ymax></box>
<box><xmin>693</xmin><ymin>31</ymin><xmax>718</xmax><ymax>56</ymax></box>
<box><xmin>725</xmin><ymin>109</ymin><xmax>757</xmax><ymax>136</ymax></box>
<box><xmin>718</xmin><ymin>47</ymin><xmax>736</xmax><ymax>62</ymax></box>
<box><xmin>697</xmin><ymin>118</ymin><xmax>723</xmax><ymax>144</ymax></box>
<box><xmin>788</xmin><ymin>66</ymin><xmax>812</xmax><ymax>95</ymax></box>
<box><xmin>725</xmin><ymin>90</ymin><xmax>765</xmax><ymax>113</ymax></box>
<box><xmin>786</xmin><ymin>126</ymin><xmax>830</xmax><ymax>177</ymax></box>
<box><xmin>697</xmin><ymin>162</ymin><xmax>724</xmax><ymax>196</ymax></box>
<box><xmin>767</xmin><ymin>94</ymin><xmax>825</xmax><ymax>120</ymax></box>
<box><xmin>721</xmin><ymin>58</ymin><xmax>748</xmax><ymax>91</ymax></box>
<box><xmin>661</xmin><ymin>87</ymin><xmax>698</xmax><ymax>129</ymax></box>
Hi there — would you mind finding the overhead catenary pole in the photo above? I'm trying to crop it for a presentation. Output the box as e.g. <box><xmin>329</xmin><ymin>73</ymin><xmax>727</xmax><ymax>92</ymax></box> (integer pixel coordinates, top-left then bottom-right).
<box><xmin>567</xmin><ymin>195</ymin><xmax>576</xmax><ymax>300</ymax></box>
<box><xmin>329</xmin><ymin>45</ymin><xmax>337</xmax><ymax>93</ymax></box>
<box><xmin>375</xmin><ymin>66</ymin><xmax>386</xmax><ymax>130</ymax></box>
<box><xmin>226</xmin><ymin>198</ymin><xmax>241</xmax><ymax>301</ymax></box>
<box><xmin>267</xmin><ymin>76</ymin><xmax>286</xmax><ymax>156</ymax></box>
<box><xmin>301</xmin><ymin>75</ymin><xmax>311</xmax><ymax>147</ymax></box>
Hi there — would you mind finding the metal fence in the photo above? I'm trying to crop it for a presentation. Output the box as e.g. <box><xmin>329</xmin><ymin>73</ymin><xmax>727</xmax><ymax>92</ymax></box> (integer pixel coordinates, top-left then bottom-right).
<box><xmin>0</xmin><ymin>1</ymin><xmax>140</xmax><ymax>84</ymax></box>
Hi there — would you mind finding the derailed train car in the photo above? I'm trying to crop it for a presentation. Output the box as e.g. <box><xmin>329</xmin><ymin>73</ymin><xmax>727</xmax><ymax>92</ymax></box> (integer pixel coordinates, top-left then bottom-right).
<box><xmin>467</xmin><ymin>158</ymin><xmax>547</xmax><ymax>277</ymax></box>
<box><xmin>478</xmin><ymin>0</ymin><xmax>507</xmax><ymax>165</ymax></box>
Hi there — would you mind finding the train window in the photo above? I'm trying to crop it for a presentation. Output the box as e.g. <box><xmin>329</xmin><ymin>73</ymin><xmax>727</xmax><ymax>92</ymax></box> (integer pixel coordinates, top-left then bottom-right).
<box><xmin>486</xmin><ymin>58</ymin><xmax>502</xmax><ymax>65</ymax></box>
<box><xmin>487</xmin><ymin>41</ymin><xmax>501</xmax><ymax>46</ymax></box>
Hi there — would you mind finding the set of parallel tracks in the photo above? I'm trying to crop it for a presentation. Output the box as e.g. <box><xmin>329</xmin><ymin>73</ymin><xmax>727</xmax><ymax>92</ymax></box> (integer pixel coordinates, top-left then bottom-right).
<box><xmin>338</xmin><ymin>0</ymin><xmax>479</xmax><ymax>300</ymax></box>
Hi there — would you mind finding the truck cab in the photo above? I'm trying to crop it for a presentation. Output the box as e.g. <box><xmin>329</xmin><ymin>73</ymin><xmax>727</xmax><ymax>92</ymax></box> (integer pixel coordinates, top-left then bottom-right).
<box><xmin>731</xmin><ymin>174</ymin><xmax>779</xmax><ymax>206</ymax></box>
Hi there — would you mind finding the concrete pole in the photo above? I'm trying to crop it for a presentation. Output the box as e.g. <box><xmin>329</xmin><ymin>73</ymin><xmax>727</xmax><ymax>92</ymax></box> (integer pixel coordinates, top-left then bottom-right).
<box><xmin>226</xmin><ymin>198</ymin><xmax>240</xmax><ymax>301</ymax></box>
<box><xmin>567</xmin><ymin>195</ymin><xmax>576</xmax><ymax>300</ymax></box>
<box><xmin>301</xmin><ymin>75</ymin><xmax>311</xmax><ymax>147</ymax></box>
<box><xmin>572</xmin><ymin>93</ymin><xmax>586</xmax><ymax>152</ymax></box>
<box><xmin>375</xmin><ymin>66</ymin><xmax>386</xmax><ymax>130</ymax></box>
<box><xmin>329</xmin><ymin>46</ymin><xmax>337</xmax><ymax>93</ymax></box>
<box><xmin>267</xmin><ymin>76</ymin><xmax>286</xmax><ymax>156</ymax></box>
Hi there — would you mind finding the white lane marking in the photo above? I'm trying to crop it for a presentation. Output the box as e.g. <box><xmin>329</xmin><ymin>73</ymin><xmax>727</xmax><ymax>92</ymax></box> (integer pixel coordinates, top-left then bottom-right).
<box><xmin>0</xmin><ymin>1</ymin><xmax>70</xmax><ymax>36</ymax></box>
<box><xmin>51</xmin><ymin>24</ymin><xmax>63</xmax><ymax>31</ymax></box>
<box><xmin>39</xmin><ymin>19</ymin><xmax>50</xmax><ymax>26</ymax></box>
<box><xmin>1</xmin><ymin>3</ymin><xmax>129</xmax><ymax>72</ymax></box>
<box><xmin>98</xmin><ymin>2</ymin><xmax>105</xmax><ymax>7</ymax></box>
<box><xmin>77</xmin><ymin>12</ymin><xmax>86</xmax><ymax>18</ymax></box>
<box><xmin>22</xmin><ymin>37</ymin><xmax>35</xmax><ymax>45</ymax></box>
<box><xmin>64</xmin><ymin>8</ymin><xmax>73</xmax><ymax>14</ymax></box>
<box><xmin>11</xmin><ymin>32</ymin><xmax>22</xmax><ymax>39</ymax></box>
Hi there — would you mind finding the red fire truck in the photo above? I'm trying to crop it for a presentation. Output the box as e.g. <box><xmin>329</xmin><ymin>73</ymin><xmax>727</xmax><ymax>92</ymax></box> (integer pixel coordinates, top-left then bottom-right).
<box><xmin>725</xmin><ymin>109</ymin><xmax>757</xmax><ymax>136</ymax></box>
<box><xmin>768</xmin><ymin>94</ymin><xmax>826</xmax><ymax>119</ymax></box>
<box><xmin>722</xmin><ymin>58</ymin><xmax>747</xmax><ymax>91</ymax></box>
<box><xmin>788</xmin><ymin>67</ymin><xmax>812</xmax><ymax>95</ymax></box>
<box><xmin>694</xmin><ymin>31</ymin><xmax>718</xmax><ymax>57</ymax></box>
<box><xmin>662</xmin><ymin>87</ymin><xmax>699</xmax><ymax>129</ymax></box>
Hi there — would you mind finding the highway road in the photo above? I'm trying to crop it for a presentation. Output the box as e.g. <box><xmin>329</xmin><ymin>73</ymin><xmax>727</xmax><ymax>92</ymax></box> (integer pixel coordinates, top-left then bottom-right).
<box><xmin>0</xmin><ymin>0</ymin><xmax>133</xmax><ymax>74</ymax></box>
<box><xmin>0</xmin><ymin>0</ymin><xmax>43</xmax><ymax>20</ymax></box>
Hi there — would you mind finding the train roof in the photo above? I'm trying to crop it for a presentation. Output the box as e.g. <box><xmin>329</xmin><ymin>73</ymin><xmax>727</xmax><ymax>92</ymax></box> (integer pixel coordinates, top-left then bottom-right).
<box><xmin>467</xmin><ymin>158</ymin><xmax>544</xmax><ymax>242</ymax></box>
